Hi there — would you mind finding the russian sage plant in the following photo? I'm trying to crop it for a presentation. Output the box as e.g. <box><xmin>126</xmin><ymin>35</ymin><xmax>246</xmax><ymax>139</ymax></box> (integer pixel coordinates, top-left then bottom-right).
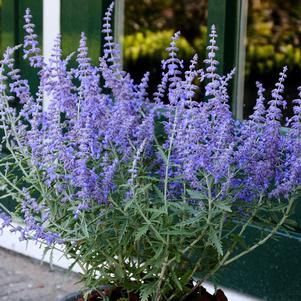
<box><xmin>0</xmin><ymin>4</ymin><xmax>300</xmax><ymax>301</ymax></box>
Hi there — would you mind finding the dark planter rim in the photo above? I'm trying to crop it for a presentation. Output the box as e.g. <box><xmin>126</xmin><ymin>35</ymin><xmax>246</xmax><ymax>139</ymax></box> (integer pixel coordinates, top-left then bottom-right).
<box><xmin>60</xmin><ymin>291</ymin><xmax>83</xmax><ymax>301</ymax></box>
<box><xmin>60</xmin><ymin>285</ymin><xmax>111</xmax><ymax>301</ymax></box>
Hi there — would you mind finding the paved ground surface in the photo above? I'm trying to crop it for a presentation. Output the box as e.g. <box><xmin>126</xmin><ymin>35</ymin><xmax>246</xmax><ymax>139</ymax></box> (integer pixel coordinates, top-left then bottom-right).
<box><xmin>0</xmin><ymin>247</ymin><xmax>81</xmax><ymax>301</ymax></box>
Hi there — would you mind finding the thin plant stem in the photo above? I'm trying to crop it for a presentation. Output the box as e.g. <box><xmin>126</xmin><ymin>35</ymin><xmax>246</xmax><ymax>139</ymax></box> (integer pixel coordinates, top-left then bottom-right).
<box><xmin>224</xmin><ymin>195</ymin><xmax>295</xmax><ymax>266</ymax></box>
<box><xmin>163</xmin><ymin>109</ymin><xmax>178</xmax><ymax>210</ymax></box>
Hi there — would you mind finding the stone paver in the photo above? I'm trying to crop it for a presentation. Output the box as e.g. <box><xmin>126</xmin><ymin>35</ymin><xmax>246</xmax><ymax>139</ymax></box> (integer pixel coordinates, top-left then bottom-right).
<box><xmin>0</xmin><ymin>247</ymin><xmax>81</xmax><ymax>301</ymax></box>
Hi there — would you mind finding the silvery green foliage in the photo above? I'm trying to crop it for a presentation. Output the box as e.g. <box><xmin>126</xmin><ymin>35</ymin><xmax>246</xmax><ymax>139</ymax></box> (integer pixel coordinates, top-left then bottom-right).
<box><xmin>0</xmin><ymin>4</ymin><xmax>300</xmax><ymax>301</ymax></box>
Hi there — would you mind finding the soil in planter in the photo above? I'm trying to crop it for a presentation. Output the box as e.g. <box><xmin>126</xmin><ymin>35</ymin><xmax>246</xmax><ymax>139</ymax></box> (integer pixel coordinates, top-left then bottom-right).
<box><xmin>75</xmin><ymin>286</ymin><xmax>228</xmax><ymax>301</ymax></box>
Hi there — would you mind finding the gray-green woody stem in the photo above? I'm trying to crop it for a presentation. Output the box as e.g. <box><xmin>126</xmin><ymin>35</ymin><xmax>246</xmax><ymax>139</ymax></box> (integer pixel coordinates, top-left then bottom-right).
<box><xmin>163</xmin><ymin>109</ymin><xmax>178</xmax><ymax>210</ymax></box>
<box><xmin>179</xmin><ymin>195</ymin><xmax>295</xmax><ymax>301</ymax></box>
<box><xmin>224</xmin><ymin>195</ymin><xmax>295</xmax><ymax>266</ymax></box>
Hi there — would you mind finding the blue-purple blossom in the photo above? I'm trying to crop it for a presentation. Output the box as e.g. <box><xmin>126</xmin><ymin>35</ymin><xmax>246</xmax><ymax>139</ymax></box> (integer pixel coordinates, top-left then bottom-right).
<box><xmin>23</xmin><ymin>8</ymin><xmax>43</xmax><ymax>68</ymax></box>
<box><xmin>0</xmin><ymin>210</ymin><xmax>11</xmax><ymax>234</ymax></box>
<box><xmin>0</xmin><ymin>6</ymin><xmax>301</xmax><ymax>250</ymax></box>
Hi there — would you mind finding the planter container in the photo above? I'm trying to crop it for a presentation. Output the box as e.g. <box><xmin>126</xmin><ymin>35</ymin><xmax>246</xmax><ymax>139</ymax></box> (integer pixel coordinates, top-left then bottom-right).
<box><xmin>60</xmin><ymin>286</ymin><xmax>228</xmax><ymax>301</ymax></box>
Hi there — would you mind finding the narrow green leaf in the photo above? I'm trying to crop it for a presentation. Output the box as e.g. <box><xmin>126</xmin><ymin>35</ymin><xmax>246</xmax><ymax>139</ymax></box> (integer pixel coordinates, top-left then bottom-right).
<box><xmin>153</xmin><ymin>185</ymin><xmax>164</xmax><ymax>201</ymax></box>
<box><xmin>140</xmin><ymin>282</ymin><xmax>157</xmax><ymax>301</ymax></box>
<box><xmin>164</xmin><ymin>228</ymin><xmax>196</xmax><ymax>236</ymax></box>
<box><xmin>157</xmin><ymin>146</ymin><xmax>168</xmax><ymax>164</ymax></box>
<box><xmin>81</xmin><ymin>218</ymin><xmax>90</xmax><ymax>238</ymax></box>
<box><xmin>115</xmin><ymin>265</ymin><xmax>125</xmax><ymax>280</ymax></box>
<box><xmin>135</xmin><ymin>224</ymin><xmax>149</xmax><ymax>241</ymax></box>
<box><xmin>137</xmin><ymin>183</ymin><xmax>152</xmax><ymax>194</ymax></box>
<box><xmin>187</xmin><ymin>189</ymin><xmax>207</xmax><ymax>200</ymax></box>
<box><xmin>118</xmin><ymin>220</ymin><xmax>129</xmax><ymax>243</ymax></box>
<box><xmin>147</xmin><ymin>207</ymin><xmax>166</xmax><ymax>219</ymax></box>
<box><xmin>124</xmin><ymin>197</ymin><xmax>135</xmax><ymax>211</ymax></box>
<box><xmin>172</xmin><ymin>273</ymin><xmax>183</xmax><ymax>291</ymax></box>
<box><xmin>139</xmin><ymin>176</ymin><xmax>160</xmax><ymax>182</ymax></box>
<box><xmin>209</xmin><ymin>228</ymin><xmax>223</xmax><ymax>256</ymax></box>
<box><xmin>153</xmin><ymin>244</ymin><xmax>164</xmax><ymax>260</ymax></box>
<box><xmin>284</xmin><ymin>218</ymin><xmax>298</xmax><ymax>228</ymax></box>
<box><xmin>214</xmin><ymin>202</ymin><xmax>232</xmax><ymax>212</ymax></box>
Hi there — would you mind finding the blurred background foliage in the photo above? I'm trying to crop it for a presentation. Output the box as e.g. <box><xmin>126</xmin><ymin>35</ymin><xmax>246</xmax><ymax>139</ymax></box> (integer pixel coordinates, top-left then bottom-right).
<box><xmin>244</xmin><ymin>0</ymin><xmax>301</xmax><ymax>117</ymax></box>
<box><xmin>246</xmin><ymin>0</ymin><xmax>301</xmax><ymax>76</ymax></box>
<box><xmin>123</xmin><ymin>0</ymin><xmax>301</xmax><ymax>117</ymax></box>
<box><xmin>123</xmin><ymin>0</ymin><xmax>207</xmax><ymax>84</ymax></box>
<box><xmin>123</xmin><ymin>0</ymin><xmax>301</xmax><ymax>78</ymax></box>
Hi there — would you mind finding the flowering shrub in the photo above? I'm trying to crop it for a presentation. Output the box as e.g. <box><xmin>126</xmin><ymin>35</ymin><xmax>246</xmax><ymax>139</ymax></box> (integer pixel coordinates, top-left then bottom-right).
<box><xmin>0</xmin><ymin>3</ymin><xmax>300</xmax><ymax>301</ymax></box>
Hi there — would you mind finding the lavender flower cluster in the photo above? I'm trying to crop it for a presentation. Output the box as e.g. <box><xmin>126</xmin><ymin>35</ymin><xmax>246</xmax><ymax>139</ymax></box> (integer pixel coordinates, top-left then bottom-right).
<box><xmin>0</xmin><ymin>4</ymin><xmax>300</xmax><ymax>248</ymax></box>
